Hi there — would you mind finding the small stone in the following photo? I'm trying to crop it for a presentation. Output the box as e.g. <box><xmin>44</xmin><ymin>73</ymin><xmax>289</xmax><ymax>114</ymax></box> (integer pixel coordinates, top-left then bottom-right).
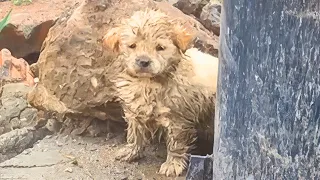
<box><xmin>34</xmin><ymin>77</ymin><xmax>39</xmax><ymax>83</ymax></box>
<box><xmin>46</xmin><ymin>119</ymin><xmax>62</xmax><ymax>133</ymax></box>
<box><xmin>0</xmin><ymin>127</ymin><xmax>4</xmax><ymax>135</ymax></box>
<box><xmin>10</xmin><ymin>117</ymin><xmax>21</xmax><ymax>130</ymax></box>
<box><xmin>22</xmin><ymin>149</ymin><xmax>31</xmax><ymax>155</ymax></box>
<box><xmin>64</xmin><ymin>167</ymin><xmax>73</xmax><ymax>173</ymax></box>
<box><xmin>19</xmin><ymin>108</ymin><xmax>38</xmax><ymax>126</ymax></box>
<box><xmin>44</xmin><ymin>135</ymin><xmax>53</xmax><ymax>139</ymax></box>
<box><xmin>90</xmin><ymin>148</ymin><xmax>97</xmax><ymax>151</ymax></box>
<box><xmin>55</xmin><ymin>140</ymin><xmax>63</xmax><ymax>147</ymax></box>
<box><xmin>105</xmin><ymin>133</ymin><xmax>115</xmax><ymax>140</ymax></box>
<box><xmin>71</xmin><ymin>160</ymin><xmax>78</xmax><ymax>166</ymax></box>
<box><xmin>20</xmin><ymin>118</ymin><xmax>27</xmax><ymax>122</ymax></box>
<box><xmin>2</xmin><ymin>98</ymin><xmax>27</xmax><ymax>118</ymax></box>
<box><xmin>90</xmin><ymin>77</ymin><xmax>98</xmax><ymax>88</ymax></box>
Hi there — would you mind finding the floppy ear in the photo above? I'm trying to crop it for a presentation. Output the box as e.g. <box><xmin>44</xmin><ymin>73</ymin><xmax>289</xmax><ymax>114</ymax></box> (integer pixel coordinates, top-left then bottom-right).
<box><xmin>172</xmin><ymin>24</ymin><xmax>195</xmax><ymax>52</ymax></box>
<box><xmin>102</xmin><ymin>27</ymin><xmax>121</xmax><ymax>53</ymax></box>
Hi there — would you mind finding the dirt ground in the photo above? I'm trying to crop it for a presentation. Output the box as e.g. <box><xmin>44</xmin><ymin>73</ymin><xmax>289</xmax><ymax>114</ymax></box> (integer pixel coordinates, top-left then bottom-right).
<box><xmin>0</xmin><ymin>0</ymin><xmax>187</xmax><ymax>179</ymax></box>
<box><xmin>0</xmin><ymin>132</ymin><xmax>186</xmax><ymax>180</ymax></box>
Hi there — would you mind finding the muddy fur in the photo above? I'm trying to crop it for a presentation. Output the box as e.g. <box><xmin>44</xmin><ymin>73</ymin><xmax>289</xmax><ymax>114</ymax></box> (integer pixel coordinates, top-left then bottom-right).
<box><xmin>103</xmin><ymin>9</ymin><xmax>218</xmax><ymax>177</ymax></box>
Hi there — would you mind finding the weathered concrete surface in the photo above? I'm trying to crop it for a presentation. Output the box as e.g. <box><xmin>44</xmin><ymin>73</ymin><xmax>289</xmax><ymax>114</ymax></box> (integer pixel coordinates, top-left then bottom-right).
<box><xmin>213</xmin><ymin>0</ymin><xmax>320</xmax><ymax>179</ymax></box>
<box><xmin>0</xmin><ymin>134</ymin><xmax>186</xmax><ymax>180</ymax></box>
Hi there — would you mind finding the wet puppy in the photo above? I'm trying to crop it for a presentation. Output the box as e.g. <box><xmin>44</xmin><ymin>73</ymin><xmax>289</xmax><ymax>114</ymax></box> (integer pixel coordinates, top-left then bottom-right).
<box><xmin>103</xmin><ymin>9</ymin><xmax>217</xmax><ymax>177</ymax></box>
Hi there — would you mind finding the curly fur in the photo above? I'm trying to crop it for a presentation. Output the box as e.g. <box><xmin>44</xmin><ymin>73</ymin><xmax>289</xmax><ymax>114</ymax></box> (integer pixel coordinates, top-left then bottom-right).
<box><xmin>102</xmin><ymin>9</ymin><xmax>218</xmax><ymax>177</ymax></box>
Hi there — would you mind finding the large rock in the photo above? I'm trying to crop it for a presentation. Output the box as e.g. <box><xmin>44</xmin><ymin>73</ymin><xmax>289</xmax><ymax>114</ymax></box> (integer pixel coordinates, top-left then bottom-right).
<box><xmin>164</xmin><ymin>0</ymin><xmax>221</xmax><ymax>36</ymax></box>
<box><xmin>0</xmin><ymin>49</ymin><xmax>35</xmax><ymax>87</ymax></box>
<box><xmin>199</xmin><ymin>1</ymin><xmax>221</xmax><ymax>36</ymax></box>
<box><xmin>169</xmin><ymin>0</ymin><xmax>210</xmax><ymax>18</ymax></box>
<box><xmin>0</xmin><ymin>83</ymin><xmax>38</xmax><ymax>135</ymax></box>
<box><xmin>27</xmin><ymin>0</ymin><xmax>219</xmax><ymax>124</ymax></box>
<box><xmin>0</xmin><ymin>0</ymin><xmax>81</xmax><ymax>64</ymax></box>
<box><xmin>156</xmin><ymin>1</ymin><xmax>219</xmax><ymax>55</ymax></box>
<box><xmin>0</xmin><ymin>127</ymin><xmax>51</xmax><ymax>163</ymax></box>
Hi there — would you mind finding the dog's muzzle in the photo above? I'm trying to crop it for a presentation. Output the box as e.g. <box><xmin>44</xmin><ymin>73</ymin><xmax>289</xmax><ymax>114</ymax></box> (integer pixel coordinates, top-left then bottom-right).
<box><xmin>135</xmin><ymin>55</ymin><xmax>151</xmax><ymax>68</ymax></box>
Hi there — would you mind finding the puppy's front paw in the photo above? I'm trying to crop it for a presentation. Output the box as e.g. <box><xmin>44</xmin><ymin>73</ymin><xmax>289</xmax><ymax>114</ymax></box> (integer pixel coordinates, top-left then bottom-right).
<box><xmin>115</xmin><ymin>144</ymin><xmax>143</xmax><ymax>162</ymax></box>
<box><xmin>158</xmin><ymin>157</ymin><xmax>186</xmax><ymax>177</ymax></box>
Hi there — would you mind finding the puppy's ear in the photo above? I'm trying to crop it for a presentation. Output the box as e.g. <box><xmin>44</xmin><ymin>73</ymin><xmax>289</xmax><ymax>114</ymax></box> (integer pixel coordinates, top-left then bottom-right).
<box><xmin>102</xmin><ymin>27</ymin><xmax>121</xmax><ymax>53</ymax></box>
<box><xmin>172</xmin><ymin>24</ymin><xmax>195</xmax><ymax>52</ymax></box>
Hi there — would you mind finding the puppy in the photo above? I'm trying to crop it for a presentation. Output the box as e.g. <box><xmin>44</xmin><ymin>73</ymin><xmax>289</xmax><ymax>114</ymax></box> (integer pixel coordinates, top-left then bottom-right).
<box><xmin>103</xmin><ymin>9</ymin><xmax>218</xmax><ymax>177</ymax></box>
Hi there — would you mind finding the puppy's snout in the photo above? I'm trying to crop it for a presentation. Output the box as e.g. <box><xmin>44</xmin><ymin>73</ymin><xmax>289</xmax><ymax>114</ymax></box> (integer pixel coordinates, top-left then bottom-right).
<box><xmin>136</xmin><ymin>56</ymin><xmax>151</xmax><ymax>68</ymax></box>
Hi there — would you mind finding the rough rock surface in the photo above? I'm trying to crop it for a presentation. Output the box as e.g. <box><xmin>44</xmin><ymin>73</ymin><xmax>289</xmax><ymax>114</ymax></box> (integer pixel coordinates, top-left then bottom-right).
<box><xmin>0</xmin><ymin>21</ymin><xmax>54</xmax><ymax>64</ymax></box>
<box><xmin>156</xmin><ymin>1</ymin><xmax>219</xmax><ymax>55</ymax></box>
<box><xmin>169</xmin><ymin>0</ymin><xmax>209</xmax><ymax>18</ymax></box>
<box><xmin>165</xmin><ymin>0</ymin><xmax>221</xmax><ymax>36</ymax></box>
<box><xmin>199</xmin><ymin>1</ymin><xmax>221</xmax><ymax>36</ymax></box>
<box><xmin>27</xmin><ymin>0</ymin><xmax>219</xmax><ymax>125</ymax></box>
<box><xmin>0</xmin><ymin>0</ymin><xmax>81</xmax><ymax>64</ymax></box>
<box><xmin>0</xmin><ymin>49</ymin><xmax>35</xmax><ymax>86</ymax></box>
<box><xmin>0</xmin><ymin>83</ymin><xmax>38</xmax><ymax>135</ymax></box>
<box><xmin>0</xmin><ymin>127</ymin><xmax>51</xmax><ymax>163</ymax></box>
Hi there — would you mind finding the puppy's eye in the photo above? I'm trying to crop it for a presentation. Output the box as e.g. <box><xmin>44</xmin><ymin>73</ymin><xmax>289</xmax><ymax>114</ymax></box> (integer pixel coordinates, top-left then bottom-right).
<box><xmin>129</xmin><ymin>43</ymin><xmax>136</xmax><ymax>49</ymax></box>
<box><xmin>156</xmin><ymin>44</ymin><xmax>165</xmax><ymax>51</ymax></box>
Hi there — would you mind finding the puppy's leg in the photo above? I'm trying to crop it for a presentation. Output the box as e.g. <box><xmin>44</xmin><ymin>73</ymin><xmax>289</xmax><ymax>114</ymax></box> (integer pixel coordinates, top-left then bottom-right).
<box><xmin>116</xmin><ymin>118</ymin><xmax>148</xmax><ymax>162</ymax></box>
<box><xmin>158</xmin><ymin>121</ymin><xmax>197</xmax><ymax>177</ymax></box>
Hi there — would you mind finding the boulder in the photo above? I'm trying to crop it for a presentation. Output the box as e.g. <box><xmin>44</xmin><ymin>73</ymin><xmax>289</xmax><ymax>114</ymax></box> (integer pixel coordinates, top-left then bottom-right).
<box><xmin>199</xmin><ymin>2</ymin><xmax>221</xmax><ymax>36</ymax></box>
<box><xmin>0</xmin><ymin>0</ymin><xmax>81</xmax><ymax>64</ymax></box>
<box><xmin>0</xmin><ymin>127</ymin><xmax>51</xmax><ymax>163</ymax></box>
<box><xmin>0</xmin><ymin>48</ymin><xmax>35</xmax><ymax>87</ymax></box>
<box><xmin>156</xmin><ymin>1</ymin><xmax>219</xmax><ymax>55</ymax></box>
<box><xmin>0</xmin><ymin>83</ymin><xmax>38</xmax><ymax>135</ymax></box>
<box><xmin>164</xmin><ymin>0</ymin><xmax>221</xmax><ymax>36</ymax></box>
<box><xmin>27</xmin><ymin>0</ymin><xmax>219</xmax><ymax>125</ymax></box>
<box><xmin>168</xmin><ymin>0</ymin><xmax>210</xmax><ymax>18</ymax></box>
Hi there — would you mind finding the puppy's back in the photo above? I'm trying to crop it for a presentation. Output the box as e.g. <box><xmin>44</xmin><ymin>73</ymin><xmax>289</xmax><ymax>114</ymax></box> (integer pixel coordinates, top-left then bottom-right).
<box><xmin>185</xmin><ymin>48</ymin><xmax>219</xmax><ymax>93</ymax></box>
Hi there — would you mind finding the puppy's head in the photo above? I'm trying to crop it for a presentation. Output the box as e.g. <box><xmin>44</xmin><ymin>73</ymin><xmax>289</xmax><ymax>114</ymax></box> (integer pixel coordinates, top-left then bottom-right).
<box><xmin>103</xmin><ymin>9</ymin><xmax>194</xmax><ymax>78</ymax></box>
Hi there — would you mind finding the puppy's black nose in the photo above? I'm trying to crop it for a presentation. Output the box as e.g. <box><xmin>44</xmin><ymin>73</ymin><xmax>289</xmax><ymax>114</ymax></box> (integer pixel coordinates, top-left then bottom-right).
<box><xmin>136</xmin><ymin>56</ymin><xmax>151</xmax><ymax>68</ymax></box>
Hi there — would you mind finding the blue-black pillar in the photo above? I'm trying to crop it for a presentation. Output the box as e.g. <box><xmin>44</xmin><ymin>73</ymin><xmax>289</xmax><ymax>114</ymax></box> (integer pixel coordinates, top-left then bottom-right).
<box><xmin>213</xmin><ymin>0</ymin><xmax>320</xmax><ymax>179</ymax></box>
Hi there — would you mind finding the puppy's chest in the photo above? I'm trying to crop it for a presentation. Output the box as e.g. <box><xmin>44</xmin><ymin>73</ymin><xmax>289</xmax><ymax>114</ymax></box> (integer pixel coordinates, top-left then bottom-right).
<box><xmin>115</xmin><ymin>79</ymin><xmax>173</xmax><ymax>117</ymax></box>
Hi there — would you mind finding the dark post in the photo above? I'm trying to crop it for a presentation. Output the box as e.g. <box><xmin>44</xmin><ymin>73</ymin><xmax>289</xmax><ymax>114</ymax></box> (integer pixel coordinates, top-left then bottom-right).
<box><xmin>213</xmin><ymin>0</ymin><xmax>320</xmax><ymax>179</ymax></box>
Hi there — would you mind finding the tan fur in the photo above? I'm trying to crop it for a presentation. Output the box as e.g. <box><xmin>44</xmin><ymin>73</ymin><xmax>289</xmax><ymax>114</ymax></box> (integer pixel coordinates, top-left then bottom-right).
<box><xmin>103</xmin><ymin>9</ymin><xmax>217</xmax><ymax>177</ymax></box>
<box><xmin>185</xmin><ymin>48</ymin><xmax>219</xmax><ymax>93</ymax></box>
